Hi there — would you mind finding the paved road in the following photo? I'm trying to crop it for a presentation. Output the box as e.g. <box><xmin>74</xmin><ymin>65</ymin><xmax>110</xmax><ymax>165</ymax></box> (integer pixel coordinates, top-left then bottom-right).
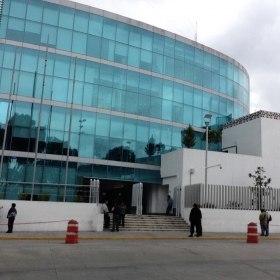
<box><xmin>0</xmin><ymin>238</ymin><xmax>279</xmax><ymax>280</ymax></box>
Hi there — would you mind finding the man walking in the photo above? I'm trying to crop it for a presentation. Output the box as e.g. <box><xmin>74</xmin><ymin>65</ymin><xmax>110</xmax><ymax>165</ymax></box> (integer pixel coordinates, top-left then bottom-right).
<box><xmin>189</xmin><ymin>203</ymin><xmax>202</xmax><ymax>237</ymax></box>
<box><xmin>259</xmin><ymin>209</ymin><xmax>268</xmax><ymax>236</ymax></box>
<box><xmin>166</xmin><ymin>195</ymin><xmax>173</xmax><ymax>215</ymax></box>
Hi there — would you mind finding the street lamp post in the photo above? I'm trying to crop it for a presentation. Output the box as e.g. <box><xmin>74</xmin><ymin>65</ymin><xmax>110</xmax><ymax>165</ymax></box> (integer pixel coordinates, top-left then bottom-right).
<box><xmin>204</xmin><ymin>114</ymin><xmax>212</xmax><ymax>189</ymax></box>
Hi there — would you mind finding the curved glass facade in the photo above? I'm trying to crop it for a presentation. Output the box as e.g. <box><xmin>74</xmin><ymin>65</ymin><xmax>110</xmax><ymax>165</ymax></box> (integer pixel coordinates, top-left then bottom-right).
<box><xmin>0</xmin><ymin>0</ymin><xmax>250</xmax><ymax>201</ymax></box>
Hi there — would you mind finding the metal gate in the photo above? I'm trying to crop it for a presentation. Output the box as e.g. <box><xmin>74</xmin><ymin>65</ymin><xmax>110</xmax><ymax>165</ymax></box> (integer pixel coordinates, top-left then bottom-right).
<box><xmin>89</xmin><ymin>179</ymin><xmax>100</xmax><ymax>204</ymax></box>
<box><xmin>131</xmin><ymin>182</ymin><xmax>143</xmax><ymax>215</ymax></box>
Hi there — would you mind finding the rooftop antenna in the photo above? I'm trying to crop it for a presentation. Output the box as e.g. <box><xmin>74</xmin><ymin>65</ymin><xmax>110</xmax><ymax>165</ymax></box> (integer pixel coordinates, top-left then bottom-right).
<box><xmin>195</xmin><ymin>22</ymin><xmax>197</xmax><ymax>42</ymax></box>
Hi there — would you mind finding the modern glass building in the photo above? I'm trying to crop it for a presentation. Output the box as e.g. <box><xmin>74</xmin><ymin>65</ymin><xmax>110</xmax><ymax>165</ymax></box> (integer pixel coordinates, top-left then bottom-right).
<box><xmin>0</xmin><ymin>0</ymin><xmax>249</xmax><ymax>210</ymax></box>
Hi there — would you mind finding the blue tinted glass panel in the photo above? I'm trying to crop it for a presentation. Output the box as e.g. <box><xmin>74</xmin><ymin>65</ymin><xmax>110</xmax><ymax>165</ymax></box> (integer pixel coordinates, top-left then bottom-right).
<box><xmin>103</xmin><ymin>18</ymin><xmax>116</xmax><ymax>40</ymax></box>
<box><xmin>20</xmin><ymin>49</ymin><xmax>38</xmax><ymax>72</ymax></box>
<box><xmin>227</xmin><ymin>63</ymin><xmax>234</xmax><ymax>80</ymax></box>
<box><xmin>203</xmin><ymin>69</ymin><xmax>211</xmax><ymax>89</ymax></box>
<box><xmin>112</xmin><ymin>89</ymin><xmax>125</xmax><ymax>112</ymax></box>
<box><xmin>141</xmin><ymin>30</ymin><xmax>153</xmax><ymax>51</ymax></box>
<box><xmin>43</xmin><ymin>3</ymin><xmax>59</xmax><ymax>26</ymax></box>
<box><xmin>175</xmin><ymin>41</ymin><xmax>184</xmax><ymax>61</ymax></box>
<box><xmin>57</xmin><ymin>28</ymin><xmax>72</xmax><ymax>51</ymax></box>
<box><xmin>24</xmin><ymin>21</ymin><xmax>41</xmax><ymax>45</ymax></box>
<box><xmin>233</xmin><ymin>65</ymin><xmax>239</xmax><ymax>83</ymax></box>
<box><xmin>227</xmin><ymin>79</ymin><xmax>233</xmax><ymax>97</ymax></box>
<box><xmin>85</xmin><ymin>61</ymin><xmax>99</xmax><ymax>84</ymax></box>
<box><xmin>98</xmin><ymin>86</ymin><xmax>112</xmax><ymax>110</ymax></box>
<box><xmin>125</xmin><ymin>91</ymin><xmax>138</xmax><ymax>114</ymax></box>
<box><xmin>194</xmin><ymin>49</ymin><xmax>203</xmax><ymax>66</ymax></box>
<box><xmin>153</xmin><ymin>34</ymin><xmax>164</xmax><ymax>54</ymax></box>
<box><xmin>172</xmin><ymin>127</ymin><xmax>182</xmax><ymax>148</ymax></box>
<box><xmin>184</xmin><ymin>63</ymin><xmax>193</xmax><ymax>83</ymax></box>
<box><xmin>27</xmin><ymin>0</ymin><xmax>43</xmax><ymax>22</ymax></box>
<box><xmin>183</xmin><ymin>105</ymin><xmax>193</xmax><ymax>124</ymax></box>
<box><xmin>96</xmin><ymin>114</ymin><xmax>110</xmax><ymax>137</ymax></box>
<box><xmin>219</xmin><ymin>97</ymin><xmax>227</xmax><ymax>115</ymax></box>
<box><xmin>174</xmin><ymin>59</ymin><xmax>184</xmax><ymax>80</ymax></box>
<box><xmin>140</xmin><ymin>49</ymin><xmax>152</xmax><ymax>71</ymax></box>
<box><xmin>18</xmin><ymin>72</ymin><xmax>34</xmax><ymax>97</ymax></box>
<box><xmin>203</xmin><ymin>91</ymin><xmax>211</xmax><ymax>111</ymax></box>
<box><xmin>220</xmin><ymin>76</ymin><xmax>227</xmax><ymax>94</ymax></box>
<box><xmin>185</xmin><ymin>44</ymin><xmax>194</xmax><ymax>64</ymax></box>
<box><xmin>161</xmin><ymin>124</ymin><xmax>172</xmax><ymax>146</ymax></box>
<box><xmin>58</xmin><ymin>6</ymin><xmax>74</xmax><ymax>29</ymax></box>
<box><xmin>7</xmin><ymin>18</ymin><xmax>24</xmax><ymax>41</ymax></box>
<box><xmin>128</xmin><ymin>46</ymin><xmax>140</xmax><ymax>68</ymax></box>
<box><xmin>73</xmin><ymin>81</ymin><xmax>83</xmax><ymax>105</ymax></box>
<box><xmin>83</xmin><ymin>83</ymin><xmax>98</xmax><ymax>107</ymax></box>
<box><xmin>129</xmin><ymin>26</ymin><xmax>141</xmax><ymax>47</ymax></box>
<box><xmin>162</xmin><ymin>80</ymin><xmax>173</xmax><ymax>100</ymax></box>
<box><xmin>162</xmin><ymin>100</ymin><xmax>172</xmax><ymax>121</ymax></box>
<box><xmin>152</xmin><ymin>53</ymin><xmax>163</xmax><ymax>74</ymax></box>
<box><xmin>220</xmin><ymin>59</ymin><xmax>227</xmax><ymax>77</ymax></box>
<box><xmin>113</xmin><ymin>68</ymin><xmax>126</xmax><ymax>90</ymax></box>
<box><xmin>52</xmin><ymin>78</ymin><xmax>68</xmax><ymax>102</ymax></box>
<box><xmin>149</xmin><ymin>122</ymin><xmax>161</xmax><ymax>143</ymax></box>
<box><xmin>87</xmin><ymin>35</ymin><xmax>101</xmax><ymax>58</ymax></box>
<box><xmin>110</xmin><ymin>116</ymin><xmax>124</xmax><ymax>139</ymax></box>
<box><xmin>163</xmin><ymin>57</ymin><xmax>174</xmax><ymax>76</ymax></box>
<box><xmin>194</xmin><ymin>66</ymin><xmax>203</xmax><ymax>86</ymax></box>
<box><xmin>211</xmin><ymin>73</ymin><xmax>219</xmax><ymax>92</ymax></box>
<box><xmin>150</xmin><ymin>97</ymin><xmax>162</xmax><ymax>119</ymax></box>
<box><xmin>54</xmin><ymin>56</ymin><xmax>70</xmax><ymax>79</ymax></box>
<box><xmin>101</xmin><ymin>38</ymin><xmax>115</xmax><ymax>61</ymax></box>
<box><xmin>173</xmin><ymin>83</ymin><xmax>183</xmax><ymax>103</ymax></box>
<box><xmin>124</xmin><ymin>118</ymin><xmax>137</xmax><ymax>140</ymax></box>
<box><xmin>227</xmin><ymin>100</ymin><xmax>234</xmax><ymax>117</ymax></box>
<box><xmin>138</xmin><ymin>94</ymin><xmax>150</xmax><ymax>117</ymax></box>
<box><xmin>193</xmin><ymin>108</ymin><xmax>202</xmax><ymax>127</ymax></box>
<box><xmin>212</xmin><ymin>55</ymin><xmax>219</xmax><ymax>73</ymax></box>
<box><xmin>89</xmin><ymin>14</ymin><xmax>103</xmax><ymax>36</ymax></box>
<box><xmin>116</xmin><ymin>22</ymin><xmax>129</xmax><ymax>44</ymax></box>
<box><xmin>10</xmin><ymin>0</ymin><xmax>26</xmax><ymax>18</ymax></box>
<box><xmin>184</xmin><ymin>85</ymin><xmax>193</xmax><ymax>106</ymax></box>
<box><xmin>151</xmin><ymin>77</ymin><xmax>162</xmax><ymax>98</ymax></box>
<box><xmin>126</xmin><ymin>71</ymin><xmax>139</xmax><ymax>93</ymax></box>
<box><xmin>72</xmin><ymin>32</ymin><xmax>87</xmax><ymax>54</ymax></box>
<box><xmin>137</xmin><ymin>120</ymin><xmax>149</xmax><ymax>142</ymax></box>
<box><xmin>74</xmin><ymin>10</ymin><xmax>88</xmax><ymax>33</ymax></box>
<box><xmin>41</xmin><ymin>25</ymin><xmax>57</xmax><ymax>46</ymax></box>
<box><xmin>115</xmin><ymin>42</ymin><xmax>128</xmax><ymax>64</ymax></box>
<box><xmin>164</xmin><ymin>37</ymin><xmax>174</xmax><ymax>57</ymax></box>
<box><xmin>99</xmin><ymin>64</ymin><xmax>113</xmax><ymax>87</ymax></box>
<box><xmin>139</xmin><ymin>74</ymin><xmax>151</xmax><ymax>95</ymax></box>
<box><xmin>173</xmin><ymin>102</ymin><xmax>183</xmax><ymax>123</ymax></box>
<box><xmin>211</xmin><ymin>94</ymin><xmax>219</xmax><ymax>113</ymax></box>
<box><xmin>203</xmin><ymin>52</ymin><xmax>211</xmax><ymax>70</ymax></box>
<box><xmin>193</xmin><ymin>89</ymin><xmax>202</xmax><ymax>108</ymax></box>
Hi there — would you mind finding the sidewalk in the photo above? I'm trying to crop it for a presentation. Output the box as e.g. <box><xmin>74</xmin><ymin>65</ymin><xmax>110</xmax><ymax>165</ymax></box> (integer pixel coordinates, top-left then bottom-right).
<box><xmin>0</xmin><ymin>230</ymin><xmax>279</xmax><ymax>241</ymax></box>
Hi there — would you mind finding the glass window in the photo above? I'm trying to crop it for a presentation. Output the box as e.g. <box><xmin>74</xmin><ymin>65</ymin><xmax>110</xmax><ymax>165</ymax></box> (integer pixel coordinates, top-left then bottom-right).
<box><xmin>151</xmin><ymin>77</ymin><xmax>162</xmax><ymax>98</ymax></box>
<box><xmin>72</xmin><ymin>32</ymin><xmax>87</xmax><ymax>54</ymax></box>
<box><xmin>20</xmin><ymin>49</ymin><xmax>38</xmax><ymax>72</ymax></box>
<box><xmin>73</xmin><ymin>81</ymin><xmax>84</xmax><ymax>105</ymax></box>
<box><xmin>89</xmin><ymin>14</ymin><xmax>103</xmax><ymax>36</ymax></box>
<box><xmin>227</xmin><ymin>79</ymin><xmax>234</xmax><ymax>97</ymax></box>
<box><xmin>10</xmin><ymin>0</ymin><xmax>26</xmax><ymax>19</ymax></box>
<box><xmin>110</xmin><ymin>116</ymin><xmax>124</xmax><ymax>139</ymax></box>
<box><xmin>116</xmin><ymin>22</ymin><xmax>129</xmax><ymax>44</ymax></box>
<box><xmin>193</xmin><ymin>88</ymin><xmax>202</xmax><ymax>108</ymax></box>
<box><xmin>83</xmin><ymin>83</ymin><xmax>98</xmax><ymax>108</ymax></box>
<box><xmin>203</xmin><ymin>52</ymin><xmax>211</xmax><ymax>70</ymax></box>
<box><xmin>150</xmin><ymin>97</ymin><xmax>162</xmax><ymax>119</ymax></box>
<box><xmin>129</xmin><ymin>26</ymin><xmax>141</xmax><ymax>47</ymax></box>
<box><xmin>101</xmin><ymin>38</ymin><xmax>115</xmax><ymax>61</ymax></box>
<box><xmin>193</xmin><ymin>107</ymin><xmax>202</xmax><ymax>127</ymax></box>
<box><xmin>115</xmin><ymin>42</ymin><xmax>128</xmax><ymax>64</ymax></box>
<box><xmin>52</xmin><ymin>77</ymin><xmax>68</xmax><ymax>102</ymax></box>
<box><xmin>87</xmin><ymin>35</ymin><xmax>101</xmax><ymax>58</ymax></box>
<box><xmin>163</xmin><ymin>56</ymin><xmax>174</xmax><ymax>77</ymax></box>
<box><xmin>18</xmin><ymin>72</ymin><xmax>35</xmax><ymax>98</ymax></box>
<box><xmin>54</xmin><ymin>55</ymin><xmax>70</xmax><ymax>79</ymax></box>
<box><xmin>98</xmin><ymin>86</ymin><xmax>112</xmax><ymax>110</ymax></box>
<box><xmin>212</xmin><ymin>55</ymin><xmax>220</xmax><ymax>74</ymax></box>
<box><xmin>203</xmin><ymin>91</ymin><xmax>211</xmax><ymax>111</ymax></box>
<box><xmin>85</xmin><ymin>61</ymin><xmax>99</xmax><ymax>84</ymax></box>
<box><xmin>128</xmin><ymin>46</ymin><xmax>140</xmax><ymax>68</ymax></box>
<box><xmin>174</xmin><ymin>59</ymin><xmax>184</xmax><ymax>80</ymax></box>
<box><xmin>7</xmin><ymin>18</ymin><xmax>24</xmax><ymax>41</ymax></box>
<box><xmin>141</xmin><ymin>30</ymin><xmax>153</xmax><ymax>51</ymax></box>
<box><xmin>211</xmin><ymin>94</ymin><xmax>219</xmax><ymax>113</ymax></box>
<box><xmin>74</xmin><ymin>10</ymin><xmax>88</xmax><ymax>33</ymax></box>
<box><xmin>58</xmin><ymin>6</ymin><xmax>74</xmax><ymax>29</ymax></box>
<box><xmin>162</xmin><ymin>100</ymin><xmax>172</xmax><ymax>121</ymax></box>
<box><xmin>57</xmin><ymin>28</ymin><xmax>72</xmax><ymax>51</ymax></box>
<box><xmin>137</xmin><ymin>120</ymin><xmax>149</xmax><ymax>142</ymax></box>
<box><xmin>149</xmin><ymin>122</ymin><xmax>161</xmax><ymax>143</ymax></box>
<box><xmin>125</xmin><ymin>91</ymin><xmax>138</xmax><ymax>114</ymax></box>
<box><xmin>194</xmin><ymin>66</ymin><xmax>203</xmax><ymax>86</ymax></box>
<box><xmin>194</xmin><ymin>48</ymin><xmax>203</xmax><ymax>66</ymax></box>
<box><xmin>172</xmin><ymin>102</ymin><xmax>183</xmax><ymax>123</ymax></box>
<box><xmin>183</xmin><ymin>105</ymin><xmax>193</xmax><ymax>124</ymax></box>
<box><xmin>139</xmin><ymin>74</ymin><xmax>151</xmax><ymax>95</ymax></box>
<box><xmin>185</xmin><ymin>44</ymin><xmax>194</xmax><ymax>64</ymax></box>
<box><xmin>112</xmin><ymin>89</ymin><xmax>125</xmax><ymax>112</ymax></box>
<box><xmin>49</xmin><ymin>106</ymin><xmax>66</xmax><ymax>131</ymax></box>
<box><xmin>126</xmin><ymin>71</ymin><xmax>139</xmax><ymax>93</ymax></box>
<box><xmin>78</xmin><ymin>134</ymin><xmax>94</xmax><ymax>158</ymax></box>
<box><xmin>233</xmin><ymin>65</ymin><xmax>239</xmax><ymax>83</ymax></box>
<box><xmin>220</xmin><ymin>59</ymin><xmax>227</xmax><ymax>77</ymax></box>
<box><xmin>103</xmin><ymin>18</ymin><xmax>116</xmax><ymax>40</ymax></box>
<box><xmin>227</xmin><ymin>100</ymin><xmax>234</xmax><ymax>117</ymax></box>
<box><xmin>175</xmin><ymin>41</ymin><xmax>184</xmax><ymax>61</ymax></box>
<box><xmin>184</xmin><ymin>63</ymin><xmax>193</xmax><ymax>83</ymax></box>
<box><xmin>138</xmin><ymin>94</ymin><xmax>151</xmax><ymax>117</ymax></box>
<box><xmin>24</xmin><ymin>21</ymin><xmax>41</xmax><ymax>45</ymax></box>
<box><xmin>161</xmin><ymin>124</ymin><xmax>172</xmax><ymax>146</ymax></box>
<box><xmin>99</xmin><ymin>64</ymin><xmax>113</xmax><ymax>87</ymax></box>
<box><xmin>162</xmin><ymin>80</ymin><xmax>173</xmax><ymax>100</ymax></box>
<box><xmin>41</xmin><ymin>25</ymin><xmax>57</xmax><ymax>47</ymax></box>
<box><xmin>153</xmin><ymin>33</ymin><xmax>164</xmax><ymax>55</ymax></box>
<box><xmin>113</xmin><ymin>68</ymin><xmax>126</xmax><ymax>90</ymax></box>
<box><xmin>164</xmin><ymin>37</ymin><xmax>174</xmax><ymax>58</ymax></box>
<box><xmin>96</xmin><ymin>114</ymin><xmax>110</xmax><ymax>137</ymax></box>
<box><xmin>203</xmin><ymin>69</ymin><xmax>211</xmax><ymax>89</ymax></box>
<box><xmin>124</xmin><ymin>118</ymin><xmax>137</xmax><ymax>140</ymax></box>
<box><xmin>173</xmin><ymin>83</ymin><xmax>183</xmax><ymax>103</ymax></box>
<box><xmin>43</xmin><ymin>3</ymin><xmax>59</xmax><ymax>26</ymax></box>
<box><xmin>0</xmin><ymin>70</ymin><xmax>12</xmax><ymax>93</ymax></box>
<box><xmin>211</xmin><ymin>73</ymin><xmax>219</xmax><ymax>92</ymax></box>
<box><xmin>172</xmin><ymin>126</ymin><xmax>182</xmax><ymax>148</ymax></box>
<box><xmin>27</xmin><ymin>0</ymin><xmax>43</xmax><ymax>22</ymax></box>
<box><xmin>219</xmin><ymin>97</ymin><xmax>227</xmax><ymax>115</ymax></box>
<box><xmin>220</xmin><ymin>76</ymin><xmax>227</xmax><ymax>94</ymax></box>
<box><xmin>152</xmin><ymin>52</ymin><xmax>163</xmax><ymax>74</ymax></box>
<box><xmin>140</xmin><ymin>49</ymin><xmax>152</xmax><ymax>71</ymax></box>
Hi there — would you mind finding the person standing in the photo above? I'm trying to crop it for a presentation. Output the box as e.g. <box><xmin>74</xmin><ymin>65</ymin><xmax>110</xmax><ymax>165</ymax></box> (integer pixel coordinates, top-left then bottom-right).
<box><xmin>101</xmin><ymin>201</ymin><xmax>110</xmax><ymax>229</ymax></box>
<box><xmin>259</xmin><ymin>209</ymin><xmax>268</xmax><ymax>236</ymax></box>
<box><xmin>266</xmin><ymin>210</ymin><xmax>272</xmax><ymax>236</ymax></box>
<box><xmin>196</xmin><ymin>204</ymin><xmax>202</xmax><ymax>237</ymax></box>
<box><xmin>111</xmin><ymin>203</ymin><xmax>121</xmax><ymax>232</ymax></box>
<box><xmin>189</xmin><ymin>203</ymin><xmax>202</xmax><ymax>237</ymax></box>
<box><xmin>6</xmin><ymin>203</ymin><xmax>17</xmax><ymax>233</ymax></box>
<box><xmin>119</xmin><ymin>202</ymin><xmax>127</xmax><ymax>227</ymax></box>
<box><xmin>166</xmin><ymin>195</ymin><xmax>173</xmax><ymax>215</ymax></box>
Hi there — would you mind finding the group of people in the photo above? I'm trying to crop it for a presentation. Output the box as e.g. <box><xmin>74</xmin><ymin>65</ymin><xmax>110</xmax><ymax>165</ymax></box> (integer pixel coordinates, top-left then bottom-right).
<box><xmin>259</xmin><ymin>208</ymin><xmax>272</xmax><ymax>237</ymax></box>
<box><xmin>101</xmin><ymin>201</ymin><xmax>127</xmax><ymax>232</ymax></box>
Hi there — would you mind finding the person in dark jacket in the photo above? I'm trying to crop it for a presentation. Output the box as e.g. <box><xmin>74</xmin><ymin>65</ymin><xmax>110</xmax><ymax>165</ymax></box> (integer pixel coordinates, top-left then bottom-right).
<box><xmin>7</xmin><ymin>203</ymin><xmax>17</xmax><ymax>233</ymax></box>
<box><xmin>188</xmin><ymin>203</ymin><xmax>202</xmax><ymax>237</ymax></box>
<box><xmin>119</xmin><ymin>202</ymin><xmax>127</xmax><ymax>227</ymax></box>
<box><xmin>111</xmin><ymin>203</ymin><xmax>121</xmax><ymax>232</ymax></box>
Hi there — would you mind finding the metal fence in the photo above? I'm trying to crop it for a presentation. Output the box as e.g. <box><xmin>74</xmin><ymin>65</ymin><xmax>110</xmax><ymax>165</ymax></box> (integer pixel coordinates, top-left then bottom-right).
<box><xmin>185</xmin><ymin>184</ymin><xmax>280</xmax><ymax>211</ymax></box>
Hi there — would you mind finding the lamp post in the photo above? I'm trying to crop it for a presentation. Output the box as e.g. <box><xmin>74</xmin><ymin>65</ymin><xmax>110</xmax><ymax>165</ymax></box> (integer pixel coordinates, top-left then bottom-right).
<box><xmin>204</xmin><ymin>114</ymin><xmax>212</xmax><ymax>189</ymax></box>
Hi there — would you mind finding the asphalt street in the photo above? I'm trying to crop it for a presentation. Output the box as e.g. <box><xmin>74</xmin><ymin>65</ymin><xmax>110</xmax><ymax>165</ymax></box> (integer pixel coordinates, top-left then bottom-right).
<box><xmin>0</xmin><ymin>238</ymin><xmax>279</xmax><ymax>280</ymax></box>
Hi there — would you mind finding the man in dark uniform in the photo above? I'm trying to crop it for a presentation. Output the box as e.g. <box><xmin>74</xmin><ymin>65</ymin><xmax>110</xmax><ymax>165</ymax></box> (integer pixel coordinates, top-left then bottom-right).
<box><xmin>7</xmin><ymin>203</ymin><xmax>17</xmax><ymax>233</ymax></box>
<box><xmin>111</xmin><ymin>202</ymin><xmax>121</xmax><ymax>232</ymax></box>
<box><xmin>188</xmin><ymin>203</ymin><xmax>202</xmax><ymax>237</ymax></box>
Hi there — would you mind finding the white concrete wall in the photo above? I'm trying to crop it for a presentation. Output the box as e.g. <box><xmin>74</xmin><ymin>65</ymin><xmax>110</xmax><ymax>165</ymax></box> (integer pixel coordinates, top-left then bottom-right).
<box><xmin>222</xmin><ymin>118</ymin><xmax>262</xmax><ymax>156</ymax></box>
<box><xmin>182</xmin><ymin>207</ymin><xmax>280</xmax><ymax>233</ymax></box>
<box><xmin>0</xmin><ymin>200</ymin><xmax>104</xmax><ymax>232</ymax></box>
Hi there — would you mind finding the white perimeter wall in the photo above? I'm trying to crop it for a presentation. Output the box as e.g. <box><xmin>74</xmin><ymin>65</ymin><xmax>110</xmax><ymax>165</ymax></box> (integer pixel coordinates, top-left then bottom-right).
<box><xmin>182</xmin><ymin>208</ymin><xmax>280</xmax><ymax>233</ymax></box>
<box><xmin>0</xmin><ymin>200</ymin><xmax>104</xmax><ymax>232</ymax></box>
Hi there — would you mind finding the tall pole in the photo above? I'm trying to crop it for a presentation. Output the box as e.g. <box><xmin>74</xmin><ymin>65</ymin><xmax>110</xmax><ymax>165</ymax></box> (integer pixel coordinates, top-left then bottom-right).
<box><xmin>205</xmin><ymin>122</ymin><xmax>209</xmax><ymax>189</ymax></box>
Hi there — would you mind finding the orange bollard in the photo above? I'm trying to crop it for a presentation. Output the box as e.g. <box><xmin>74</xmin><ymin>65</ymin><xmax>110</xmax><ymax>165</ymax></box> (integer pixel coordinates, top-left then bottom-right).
<box><xmin>247</xmin><ymin>222</ymin><xmax>258</xmax><ymax>243</ymax></box>
<box><xmin>65</xmin><ymin>220</ymin><xmax>79</xmax><ymax>244</ymax></box>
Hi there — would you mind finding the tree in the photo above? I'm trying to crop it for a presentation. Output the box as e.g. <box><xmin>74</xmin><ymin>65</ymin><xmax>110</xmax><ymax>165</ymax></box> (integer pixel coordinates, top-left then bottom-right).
<box><xmin>249</xmin><ymin>167</ymin><xmax>271</xmax><ymax>210</ymax></box>
<box><xmin>202</xmin><ymin>129</ymin><xmax>222</xmax><ymax>150</ymax></box>
<box><xmin>145</xmin><ymin>136</ymin><xmax>156</xmax><ymax>156</ymax></box>
<box><xmin>182</xmin><ymin>124</ymin><xmax>196</xmax><ymax>148</ymax></box>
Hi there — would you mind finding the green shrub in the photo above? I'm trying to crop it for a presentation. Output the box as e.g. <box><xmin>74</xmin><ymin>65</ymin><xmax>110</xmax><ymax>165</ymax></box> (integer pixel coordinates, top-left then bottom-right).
<box><xmin>73</xmin><ymin>195</ymin><xmax>84</xmax><ymax>203</ymax></box>
<box><xmin>18</xmin><ymin>193</ymin><xmax>29</xmax><ymax>200</ymax></box>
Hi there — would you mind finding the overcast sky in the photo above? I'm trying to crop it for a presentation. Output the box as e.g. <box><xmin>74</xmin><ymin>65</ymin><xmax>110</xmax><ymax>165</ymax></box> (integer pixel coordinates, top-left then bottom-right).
<box><xmin>74</xmin><ymin>0</ymin><xmax>280</xmax><ymax>114</ymax></box>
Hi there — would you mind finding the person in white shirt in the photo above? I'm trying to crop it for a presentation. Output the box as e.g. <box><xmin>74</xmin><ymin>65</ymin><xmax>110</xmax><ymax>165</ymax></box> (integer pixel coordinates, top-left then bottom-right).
<box><xmin>101</xmin><ymin>201</ymin><xmax>110</xmax><ymax>229</ymax></box>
